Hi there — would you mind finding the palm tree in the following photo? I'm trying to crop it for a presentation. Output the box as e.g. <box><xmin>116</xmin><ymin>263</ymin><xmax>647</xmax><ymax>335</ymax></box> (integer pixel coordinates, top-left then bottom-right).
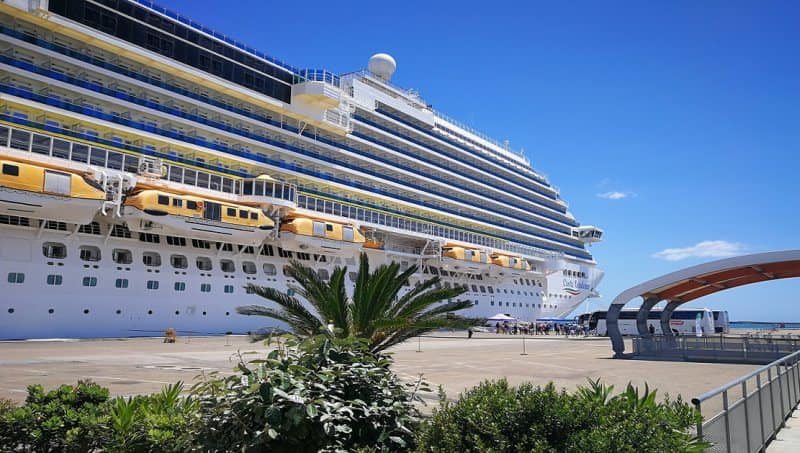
<box><xmin>237</xmin><ymin>252</ymin><xmax>479</xmax><ymax>352</ymax></box>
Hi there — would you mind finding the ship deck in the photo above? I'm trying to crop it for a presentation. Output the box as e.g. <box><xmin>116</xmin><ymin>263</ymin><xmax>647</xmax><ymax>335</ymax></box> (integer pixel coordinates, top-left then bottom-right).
<box><xmin>0</xmin><ymin>333</ymin><xmax>754</xmax><ymax>416</ymax></box>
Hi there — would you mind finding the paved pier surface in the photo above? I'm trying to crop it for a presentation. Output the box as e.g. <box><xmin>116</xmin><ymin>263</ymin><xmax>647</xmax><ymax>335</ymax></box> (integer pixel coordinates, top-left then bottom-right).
<box><xmin>0</xmin><ymin>333</ymin><xmax>754</xmax><ymax>412</ymax></box>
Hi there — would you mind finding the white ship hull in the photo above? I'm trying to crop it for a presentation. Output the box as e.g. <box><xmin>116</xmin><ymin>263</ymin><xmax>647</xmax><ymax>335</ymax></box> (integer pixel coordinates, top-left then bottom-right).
<box><xmin>0</xmin><ymin>219</ymin><xmax>601</xmax><ymax>340</ymax></box>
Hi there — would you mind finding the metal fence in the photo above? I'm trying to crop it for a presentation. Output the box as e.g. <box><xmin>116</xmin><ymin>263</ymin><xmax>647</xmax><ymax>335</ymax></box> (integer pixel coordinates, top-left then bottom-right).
<box><xmin>692</xmin><ymin>349</ymin><xmax>800</xmax><ymax>452</ymax></box>
<box><xmin>632</xmin><ymin>335</ymin><xmax>800</xmax><ymax>364</ymax></box>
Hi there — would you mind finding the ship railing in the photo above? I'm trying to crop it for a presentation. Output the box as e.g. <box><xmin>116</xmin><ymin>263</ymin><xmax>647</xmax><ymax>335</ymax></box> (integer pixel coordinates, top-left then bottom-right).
<box><xmin>692</xmin><ymin>347</ymin><xmax>800</xmax><ymax>453</ymax></box>
<box><xmin>0</xmin><ymin>122</ymin><xmax>297</xmax><ymax>205</ymax></box>
<box><xmin>432</xmin><ymin>110</ymin><xmax>528</xmax><ymax>164</ymax></box>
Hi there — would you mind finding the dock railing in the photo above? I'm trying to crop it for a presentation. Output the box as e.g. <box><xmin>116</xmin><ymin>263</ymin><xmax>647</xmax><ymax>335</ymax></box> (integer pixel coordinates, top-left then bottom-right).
<box><xmin>692</xmin><ymin>348</ymin><xmax>800</xmax><ymax>452</ymax></box>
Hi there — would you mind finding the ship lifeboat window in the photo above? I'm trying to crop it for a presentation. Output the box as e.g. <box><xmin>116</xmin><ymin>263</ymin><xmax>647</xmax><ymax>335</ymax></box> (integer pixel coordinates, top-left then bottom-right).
<box><xmin>317</xmin><ymin>269</ymin><xmax>330</xmax><ymax>281</ymax></box>
<box><xmin>196</xmin><ymin>257</ymin><xmax>213</xmax><ymax>271</ymax></box>
<box><xmin>342</xmin><ymin>227</ymin><xmax>354</xmax><ymax>242</ymax></box>
<box><xmin>226</xmin><ymin>207</ymin><xmax>237</xmax><ymax>217</ymax></box>
<box><xmin>250</xmin><ymin>212</ymin><xmax>258</xmax><ymax>220</ymax></box>
<box><xmin>186</xmin><ymin>200</ymin><xmax>198</xmax><ymax>210</ymax></box>
<box><xmin>79</xmin><ymin>246</ymin><xmax>101</xmax><ymax>262</ymax></box>
<box><xmin>42</xmin><ymin>242</ymin><xmax>67</xmax><ymax>259</ymax></box>
<box><xmin>43</xmin><ymin>171</ymin><xmax>71</xmax><ymax>195</ymax></box>
<box><xmin>312</xmin><ymin>221</ymin><xmax>326</xmax><ymax>237</ymax></box>
<box><xmin>1</xmin><ymin>163</ymin><xmax>19</xmax><ymax>176</ymax></box>
<box><xmin>172</xmin><ymin>198</ymin><xmax>183</xmax><ymax>208</ymax></box>
<box><xmin>220</xmin><ymin>260</ymin><xmax>236</xmax><ymax>273</ymax></box>
<box><xmin>262</xmin><ymin>263</ymin><xmax>277</xmax><ymax>276</ymax></box>
<box><xmin>242</xmin><ymin>261</ymin><xmax>257</xmax><ymax>274</ymax></box>
<box><xmin>239</xmin><ymin>210</ymin><xmax>248</xmax><ymax>219</ymax></box>
<box><xmin>142</xmin><ymin>252</ymin><xmax>162</xmax><ymax>267</ymax></box>
<box><xmin>157</xmin><ymin>195</ymin><xmax>169</xmax><ymax>205</ymax></box>
<box><xmin>170</xmin><ymin>255</ymin><xmax>188</xmax><ymax>269</ymax></box>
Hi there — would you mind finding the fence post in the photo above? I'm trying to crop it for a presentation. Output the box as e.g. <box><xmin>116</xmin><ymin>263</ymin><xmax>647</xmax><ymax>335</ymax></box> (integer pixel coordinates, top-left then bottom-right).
<box><xmin>778</xmin><ymin>364</ymin><xmax>787</xmax><ymax>425</ymax></box>
<box><xmin>521</xmin><ymin>336</ymin><xmax>528</xmax><ymax>356</ymax></box>
<box><xmin>757</xmin><ymin>373</ymin><xmax>766</xmax><ymax>450</ymax></box>
<box><xmin>416</xmin><ymin>335</ymin><xmax>422</xmax><ymax>353</ymax></box>
<box><xmin>742</xmin><ymin>380</ymin><xmax>751</xmax><ymax>452</ymax></box>
<box><xmin>768</xmin><ymin>368</ymin><xmax>778</xmax><ymax>433</ymax></box>
<box><xmin>722</xmin><ymin>390</ymin><xmax>732</xmax><ymax>453</ymax></box>
<box><xmin>693</xmin><ymin>399</ymin><xmax>704</xmax><ymax>444</ymax></box>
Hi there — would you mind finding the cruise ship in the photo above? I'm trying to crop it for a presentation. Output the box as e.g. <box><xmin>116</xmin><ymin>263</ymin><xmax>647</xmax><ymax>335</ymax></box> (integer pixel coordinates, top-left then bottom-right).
<box><xmin>0</xmin><ymin>0</ymin><xmax>603</xmax><ymax>339</ymax></box>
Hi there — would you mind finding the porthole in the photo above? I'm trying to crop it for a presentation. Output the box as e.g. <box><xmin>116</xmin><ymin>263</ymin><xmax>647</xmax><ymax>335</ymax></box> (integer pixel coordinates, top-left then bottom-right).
<box><xmin>202</xmin><ymin>311</ymin><xmax>207</xmax><ymax>316</ymax></box>
<box><xmin>115</xmin><ymin>309</ymin><xmax>121</xmax><ymax>315</ymax></box>
<box><xmin>7</xmin><ymin>308</ymin><xmax>14</xmax><ymax>314</ymax></box>
<box><xmin>147</xmin><ymin>310</ymin><xmax>153</xmax><ymax>315</ymax></box>
<box><xmin>83</xmin><ymin>309</ymin><xmax>90</xmax><ymax>314</ymax></box>
<box><xmin>175</xmin><ymin>310</ymin><xmax>180</xmax><ymax>315</ymax></box>
<box><xmin>48</xmin><ymin>308</ymin><xmax>54</xmax><ymax>314</ymax></box>
<box><xmin>225</xmin><ymin>311</ymin><xmax>230</xmax><ymax>316</ymax></box>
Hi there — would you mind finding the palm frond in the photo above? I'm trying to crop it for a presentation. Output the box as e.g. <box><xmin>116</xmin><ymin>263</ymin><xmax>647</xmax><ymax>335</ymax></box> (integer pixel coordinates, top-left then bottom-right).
<box><xmin>239</xmin><ymin>284</ymin><xmax>324</xmax><ymax>336</ymax></box>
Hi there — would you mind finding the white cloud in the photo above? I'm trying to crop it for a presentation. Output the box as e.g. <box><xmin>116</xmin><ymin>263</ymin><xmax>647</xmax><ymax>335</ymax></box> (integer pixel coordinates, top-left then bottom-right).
<box><xmin>597</xmin><ymin>191</ymin><xmax>634</xmax><ymax>200</ymax></box>
<box><xmin>652</xmin><ymin>240</ymin><xmax>745</xmax><ymax>261</ymax></box>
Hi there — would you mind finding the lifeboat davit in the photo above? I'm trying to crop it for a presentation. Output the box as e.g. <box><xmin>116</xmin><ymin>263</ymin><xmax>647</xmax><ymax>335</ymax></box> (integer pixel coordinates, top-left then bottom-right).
<box><xmin>123</xmin><ymin>190</ymin><xmax>274</xmax><ymax>242</ymax></box>
<box><xmin>279</xmin><ymin>215</ymin><xmax>365</xmax><ymax>253</ymax></box>
<box><xmin>0</xmin><ymin>158</ymin><xmax>105</xmax><ymax>224</ymax></box>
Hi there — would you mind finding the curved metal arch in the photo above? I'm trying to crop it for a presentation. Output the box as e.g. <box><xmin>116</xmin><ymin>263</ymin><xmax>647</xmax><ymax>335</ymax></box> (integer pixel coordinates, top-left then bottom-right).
<box><xmin>609</xmin><ymin>250</ymin><xmax>800</xmax><ymax>357</ymax></box>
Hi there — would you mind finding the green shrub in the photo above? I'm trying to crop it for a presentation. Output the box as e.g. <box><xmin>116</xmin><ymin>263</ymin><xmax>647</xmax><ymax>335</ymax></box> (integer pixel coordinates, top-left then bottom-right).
<box><xmin>0</xmin><ymin>380</ymin><xmax>110</xmax><ymax>452</ymax></box>
<box><xmin>415</xmin><ymin>378</ymin><xmax>708</xmax><ymax>453</ymax></box>
<box><xmin>192</xmin><ymin>336</ymin><xmax>427</xmax><ymax>452</ymax></box>
<box><xmin>105</xmin><ymin>382</ymin><xmax>198</xmax><ymax>452</ymax></box>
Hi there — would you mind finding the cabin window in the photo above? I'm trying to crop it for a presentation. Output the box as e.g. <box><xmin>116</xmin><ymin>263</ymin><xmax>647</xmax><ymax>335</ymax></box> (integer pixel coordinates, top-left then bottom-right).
<box><xmin>82</xmin><ymin>277</ymin><xmax>98</xmax><ymax>287</ymax></box>
<box><xmin>220</xmin><ymin>260</ymin><xmax>235</xmax><ymax>273</ymax></box>
<box><xmin>429</xmin><ymin>267</ymin><xmax>439</xmax><ymax>276</ymax></box>
<box><xmin>250</xmin><ymin>212</ymin><xmax>258</xmax><ymax>220</ymax></box>
<box><xmin>471</xmin><ymin>285</ymin><xmax>478</xmax><ymax>292</ymax></box>
<box><xmin>172</xmin><ymin>198</ymin><xmax>183</xmax><ymax>207</ymax></box>
<box><xmin>2</xmin><ymin>164</ymin><xmax>19</xmax><ymax>176</ymax></box>
<box><xmin>112</xmin><ymin>249</ymin><xmax>132</xmax><ymax>264</ymax></box>
<box><xmin>488</xmin><ymin>287</ymin><xmax>494</xmax><ymax>294</ymax></box>
<box><xmin>227</xmin><ymin>207</ymin><xmax>237</xmax><ymax>217</ymax></box>
<box><xmin>146</xmin><ymin>280</ymin><xmax>159</xmax><ymax>290</ymax></box>
<box><xmin>186</xmin><ymin>200</ymin><xmax>198</xmax><ymax>210</ymax></box>
<box><xmin>192</xmin><ymin>239</ymin><xmax>210</xmax><ymax>249</ymax></box>
<box><xmin>138</xmin><ymin>233</ymin><xmax>160</xmax><ymax>243</ymax></box>
<box><xmin>170</xmin><ymin>255</ymin><xmax>188</xmax><ymax>269</ymax></box>
<box><xmin>224</xmin><ymin>285</ymin><xmax>234</xmax><ymax>294</ymax></box>
<box><xmin>342</xmin><ymin>226</ymin><xmax>354</xmax><ymax>242</ymax></box>
<box><xmin>263</xmin><ymin>263</ymin><xmax>277</xmax><ymax>276</ymax></box>
<box><xmin>115</xmin><ymin>278</ymin><xmax>129</xmax><ymax>288</ymax></box>
<box><xmin>174</xmin><ymin>282</ymin><xmax>186</xmax><ymax>291</ymax></box>
<box><xmin>312</xmin><ymin>221</ymin><xmax>326</xmax><ymax>237</ymax></box>
<box><xmin>260</xmin><ymin>245</ymin><xmax>275</xmax><ymax>256</ymax></box>
<box><xmin>200</xmin><ymin>283</ymin><xmax>211</xmax><ymax>293</ymax></box>
<box><xmin>166</xmin><ymin>236</ymin><xmax>186</xmax><ymax>246</ymax></box>
<box><xmin>239</xmin><ymin>210</ymin><xmax>248</xmax><ymax>219</ymax></box>
<box><xmin>43</xmin><ymin>171</ymin><xmax>71</xmax><ymax>195</ymax></box>
<box><xmin>142</xmin><ymin>252</ymin><xmax>161</xmax><ymax>267</ymax></box>
<box><xmin>242</xmin><ymin>261</ymin><xmax>256</xmax><ymax>274</ymax></box>
<box><xmin>42</xmin><ymin>242</ymin><xmax>67</xmax><ymax>259</ymax></box>
<box><xmin>195</xmin><ymin>257</ymin><xmax>212</xmax><ymax>271</ymax></box>
<box><xmin>318</xmin><ymin>269</ymin><xmax>330</xmax><ymax>281</ymax></box>
<box><xmin>480</xmin><ymin>286</ymin><xmax>486</xmax><ymax>293</ymax></box>
<box><xmin>157</xmin><ymin>195</ymin><xmax>169</xmax><ymax>205</ymax></box>
<box><xmin>7</xmin><ymin>272</ymin><xmax>24</xmax><ymax>284</ymax></box>
<box><xmin>79</xmin><ymin>246</ymin><xmax>101</xmax><ymax>262</ymax></box>
<box><xmin>47</xmin><ymin>274</ymin><xmax>63</xmax><ymax>285</ymax></box>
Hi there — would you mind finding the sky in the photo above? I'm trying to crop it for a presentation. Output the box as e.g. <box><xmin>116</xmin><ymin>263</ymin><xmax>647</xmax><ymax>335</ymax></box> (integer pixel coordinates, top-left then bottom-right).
<box><xmin>154</xmin><ymin>0</ymin><xmax>799</xmax><ymax>321</ymax></box>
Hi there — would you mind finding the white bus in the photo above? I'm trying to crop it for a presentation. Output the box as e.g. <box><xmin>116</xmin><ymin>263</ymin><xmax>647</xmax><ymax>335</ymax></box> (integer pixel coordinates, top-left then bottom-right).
<box><xmin>577</xmin><ymin>308</ymin><xmax>726</xmax><ymax>336</ymax></box>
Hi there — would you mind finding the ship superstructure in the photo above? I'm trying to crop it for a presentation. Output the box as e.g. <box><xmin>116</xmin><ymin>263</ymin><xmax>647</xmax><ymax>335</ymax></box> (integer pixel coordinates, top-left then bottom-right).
<box><xmin>0</xmin><ymin>0</ymin><xmax>603</xmax><ymax>339</ymax></box>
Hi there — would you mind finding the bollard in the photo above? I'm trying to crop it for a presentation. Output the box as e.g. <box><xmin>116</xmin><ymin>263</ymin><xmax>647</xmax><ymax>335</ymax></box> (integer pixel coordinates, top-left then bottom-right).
<box><xmin>225</xmin><ymin>334</ymin><xmax>231</xmax><ymax>347</ymax></box>
<box><xmin>416</xmin><ymin>335</ymin><xmax>422</xmax><ymax>353</ymax></box>
<box><xmin>521</xmin><ymin>336</ymin><xmax>528</xmax><ymax>356</ymax></box>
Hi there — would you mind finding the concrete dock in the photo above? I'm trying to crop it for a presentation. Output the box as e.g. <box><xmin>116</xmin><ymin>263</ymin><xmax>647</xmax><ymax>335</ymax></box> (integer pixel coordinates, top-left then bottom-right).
<box><xmin>0</xmin><ymin>333</ymin><xmax>755</xmax><ymax>414</ymax></box>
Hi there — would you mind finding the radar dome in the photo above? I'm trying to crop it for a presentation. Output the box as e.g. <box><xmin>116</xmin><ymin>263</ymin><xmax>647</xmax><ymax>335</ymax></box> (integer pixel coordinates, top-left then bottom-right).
<box><xmin>367</xmin><ymin>53</ymin><xmax>397</xmax><ymax>81</ymax></box>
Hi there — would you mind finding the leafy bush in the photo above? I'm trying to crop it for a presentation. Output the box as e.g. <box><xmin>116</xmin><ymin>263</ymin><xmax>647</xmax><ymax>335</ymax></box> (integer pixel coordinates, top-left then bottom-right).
<box><xmin>105</xmin><ymin>382</ymin><xmax>198</xmax><ymax>452</ymax></box>
<box><xmin>192</xmin><ymin>336</ymin><xmax>427</xmax><ymax>452</ymax></box>
<box><xmin>0</xmin><ymin>380</ymin><xmax>110</xmax><ymax>452</ymax></box>
<box><xmin>415</xmin><ymin>378</ymin><xmax>708</xmax><ymax>453</ymax></box>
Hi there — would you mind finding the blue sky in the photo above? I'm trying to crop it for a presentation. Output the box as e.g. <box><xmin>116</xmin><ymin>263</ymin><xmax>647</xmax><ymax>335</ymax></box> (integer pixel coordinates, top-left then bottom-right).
<box><xmin>155</xmin><ymin>0</ymin><xmax>799</xmax><ymax>321</ymax></box>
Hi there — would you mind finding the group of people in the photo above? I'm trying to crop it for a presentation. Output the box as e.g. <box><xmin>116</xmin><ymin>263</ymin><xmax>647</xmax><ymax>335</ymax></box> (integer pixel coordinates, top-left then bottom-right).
<box><xmin>493</xmin><ymin>321</ymin><xmax>591</xmax><ymax>337</ymax></box>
